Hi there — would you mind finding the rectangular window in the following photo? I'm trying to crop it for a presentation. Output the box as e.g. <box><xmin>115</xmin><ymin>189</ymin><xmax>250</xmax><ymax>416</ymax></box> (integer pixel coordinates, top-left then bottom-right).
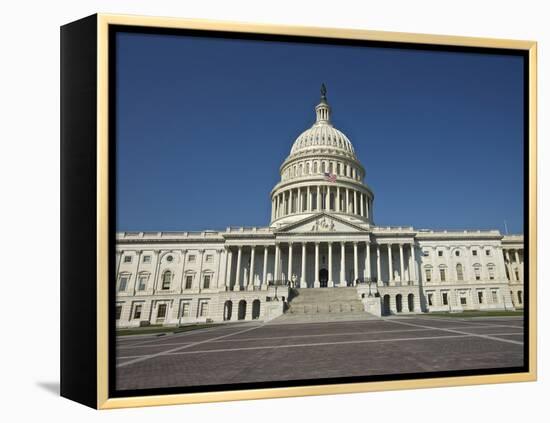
<box><xmin>442</xmin><ymin>292</ymin><xmax>448</xmax><ymax>305</ymax></box>
<box><xmin>203</xmin><ymin>275</ymin><xmax>211</xmax><ymax>289</ymax></box>
<box><xmin>428</xmin><ymin>293</ymin><xmax>433</xmax><ymax>306</ymax></box>
<box><xmin>492</xmin><ymin>290</ymin><xmax>498</xmax><ymax>303</ymax></box>
<box><xmin>460</xmin><ymin>297</ymin><xmax>467</xmax><ymax>305</ymax></box>
<box><xmin>118</xmin><ymin>276</ymin><xmax>128</xmax><ymax>292</ymax></box>
<box><xmin>200</xmin><ymin>302</ymin><xmax>209</xmax><ymax>317</ymax></box>
<box><xmin>486</xmin><ymin>249</ymin><xmax>491</xmax><ymax>256</ymax></box>
<box><xmin>488</xmin><ymin>268</ymin><xmax>495</xmax><ymax>280</ymax></box>
<box><xmin>205</xmin><ymin>254</ymin><xmax>213</xmax><ymax>263</ymax></box>
<box><xmin>422</xmin><ymin>250</ymin><xmax>429</xmax><ymax>257</ymax></box>
<box><xmin>474</xmin><ymin>267</ymin><xmax>481</xmax><ymax>280</ymax></box>
<box><xmin>157</xmin><ymin>304</ymin><xmax>167</xmax><ymax>319</ymax></box>
<box><xmin>425</xmin><ymin>269</ymin><xmax>432</xmax><ymax>282</ymax></box>
<box><xmin>515</xmin><ymin>270</ymin><xmax>520</xmax><ymax>280</ymax></box>
<box><xmin>115</xmin><ymin>305</ymin><xmax>122</xmax><ymax>320</ymax></box>
<box><xmin>185</xmin><ymin>275</ymin><xmax>193</xmax><ymax>289</ymax></box>
<box><xmin>133</xmin><ymin>304</ymin><xmax>142</xmax><ymax>319</ymax></box>
<box><xmin>123</xmin><ymin>255</ymin><xmax>132</xmax><ymax>263</ymax></box>
<box><xmin>478</xmin><ymin>291</ymin><xmax>484</xmax><ymax>304</ymax></box>
<box><xmin>438</xmin><ymin>251</ymin><xmax>443</xmax><ymax>257</ymax></box>
<box><xmin>440</xmin><ymin>269</ymin><xmax>446</xmax><ymax>282</ymax></box>
<box><xmin>138</xmin><ymin>276</ymin><xmax>147</xmax><ymax>291</ymax></box>
<box><xmin>188</xmin><ymin>255</ymin><xmax>196</xmax><ymax>263</ymax></box>
<box><xmin>142</xmin><ymin>255</ymin><xmax>151</xmax><ymax>263</ymax></box>
<box><xmin>472</xmin><ymin>250</ymin><xmax>478</xmax><ymax>256</ymax></box>
<box><xmin>181</xmin><ymin>303</ymin><xmax>190</xmax><ymax>317</ymax></box>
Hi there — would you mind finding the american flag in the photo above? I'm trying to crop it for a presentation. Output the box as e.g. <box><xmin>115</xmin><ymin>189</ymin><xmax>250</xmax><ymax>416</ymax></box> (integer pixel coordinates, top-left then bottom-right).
<box><xmin>323</xmin><ymin>172</ymin><xmax>337</xmax><ymax>182</ymax></box>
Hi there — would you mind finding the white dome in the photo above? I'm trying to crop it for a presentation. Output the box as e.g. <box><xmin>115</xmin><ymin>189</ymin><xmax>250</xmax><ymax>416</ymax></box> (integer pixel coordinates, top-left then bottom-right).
<box><xmin>290</xmin><ymin>123</ymin><xmax>355</xmax><ymax>156</ymax></box>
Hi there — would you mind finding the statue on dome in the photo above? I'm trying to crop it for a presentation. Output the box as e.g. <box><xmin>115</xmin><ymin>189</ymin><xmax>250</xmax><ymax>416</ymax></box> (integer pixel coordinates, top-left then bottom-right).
<box><xmin>321</xmin><ymin>83</ymin><xmax>327</xmax><ymax>99</ymax></box>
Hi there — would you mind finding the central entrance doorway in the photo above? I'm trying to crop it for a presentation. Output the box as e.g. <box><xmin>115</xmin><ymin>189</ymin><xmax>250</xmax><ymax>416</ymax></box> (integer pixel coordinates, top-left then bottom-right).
<box><xmin>319</xmin><ymin>268</ymin><xmax>328</xmax><ymax>288</ymax></box>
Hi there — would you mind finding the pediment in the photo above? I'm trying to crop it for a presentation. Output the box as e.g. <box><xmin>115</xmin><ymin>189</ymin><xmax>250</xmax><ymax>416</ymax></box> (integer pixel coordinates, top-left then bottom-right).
<box><xmin>277</xmin><ymin>213</ymin><xmax>369</xmax><ymax>234</ymax></box>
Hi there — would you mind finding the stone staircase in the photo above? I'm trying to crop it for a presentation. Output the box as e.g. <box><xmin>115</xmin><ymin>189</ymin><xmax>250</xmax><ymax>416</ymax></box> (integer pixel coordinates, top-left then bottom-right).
<box><xmin>271</xmin><ymin>288</ymin><xmax>379</xmax><ymax>323</ymax></box>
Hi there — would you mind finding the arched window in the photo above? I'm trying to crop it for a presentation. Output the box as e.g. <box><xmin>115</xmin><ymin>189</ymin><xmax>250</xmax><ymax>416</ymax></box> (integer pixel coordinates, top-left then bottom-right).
<box><xmin>336</xmin><ymin>163</ymin><xmax>340</xmax><ymax>175</ymax></box>
<box><xmin>456</xmin><ymin>263</ymin><xmax>464</xmax><ymax>281</ymax></box>
<box><xmin>322</xmin><ymin>162</ymin><xmax>326</xmax><ymax>173</ymax></box>
<box><xmin>162</xmin><ymin>270</ymin><xmax>172</xmax><ymax>290</ymax></box>
<box><xmin>518</xmin><ymin>291</ymin><xmax>523</xmax><ymax>304</ymax></box>
<box><xmin>306</xmin><ymin>162</ymin><xmax>310</xmax><ymax>174</ymax></box>
<box><xmin>313</xmin><ymin>162</ymin><xmax>318</xmax><ymax>173</ymax></box>
<box><xmin>299</xmin><ymin>163</ymin><xmax>303</xmax><ymax>176</ymax></box>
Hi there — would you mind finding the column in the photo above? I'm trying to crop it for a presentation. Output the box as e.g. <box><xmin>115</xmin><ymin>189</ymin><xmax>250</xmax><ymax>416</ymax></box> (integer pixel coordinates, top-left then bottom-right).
<box><xmin>340</xmin><ymin>242</ymin><xmax>347</xmax><ymax>287</ymax></box>
<box><xmin>409</xmin><ymin>243</ymin><xmax>417</xmax><ymax>283</ymax></box>
<box><xmin>317</xmin><ymin>185</ymin><xmax>320</xmax><ymax>211</ymax></box>
<box><xmin>214</xmin><ymin>249</ymin><xmax>223</xmax><ymax>290</ymax></box>
<box><xmin>346</xmin><ymin>189</ymin><xmax>350</xmax><ymax>213</ymax></box>
<box><xmin>235</xmin><ymin>246</ymin><xmax>242</xmax><ymax>291</ymax></box>
<box><xmin>298</xmin><ymin>187</ymin><xmax>302</xmax><ymax>212</ymax></box>
<box><xmin>271</xmin><ymin>198</ymin><xmax>275</xmax><ymax>221</ymax></box>
<box><xmin>301</xmin><ymin>242</ymin><xmax>307</xmax><ymax>288</ymax></box>
<box><xmin>514</xmin><ymin>250</ymin><xmax>521</xmax><ymax>282</ymax></box>
<box><xmin>307</xmin><ymin>186</ymin><xmax>311</xmax><ymax>211</ymax></box>
<box><xmin>365</xmin><ymin>241</ymin><xmax>371</xmax><ymax>281</ymax></box>
<box><xmin>353</xmin><ymin>242</ymin><xmax>359</xmax><ymax>282</ymax></box>
<box><xmin>388</xmin><ymin>244</ymin><xmax>393</xmax><ymax>285</ymax></box>
<box><xmin>328</xmin><ymin>242</ymin><xmax>334</xmax><ymax>287</ymax></box>
<box><xmin>360</xmin><ymin>193</ymin><xmax>364</xmax><ymax>217</ymax></box>
<box><xmin>248</xmin><ymin>246</ymin><xmax>255</xmax><ymax>290</ymax></box>
<box><xmin>399</xmin><ymin>244</ymin><xmax>405</xmax><ymax>284</ymax></box>
<box><xmin>274</xmin><ymin>243</ymin><xmax>280</xmax><ymax>282</ymax></box>
<box><xmin>505</xmin><ymin>249</ymin><xmax>514</xmax><ymax>281</ymax></box>
<box><xmin>353</xmin><ymin>190</ymin><xmax>357</xmax><ymax>215</ymax></box>
<box><xmin>288</xmin><ymin>243</ymin><xmax>293</xmax><ymax>285</ymax></box>
<box><xmin>314</xmin><ymin>242</ymin><xmax>320</xmax><ymax>288</ymax></box>
<box><xmin>262</xmin><ymin>246</ymin><xmax>268</xmax><ymax>289</ymax></box>
<box><xmin>197</xmin><ymin>249</ymin><xmax>205</xmax><ymax>292</ymax></box>
<box><xmin>130</xmin><ymin>251</ymin><xmax>142</xmax><ymax>295</ymax></box>
<box><xmin>336</xmin><ymin>186</ymin><xmax>340</xmax><ymax>212</ymax></box>
<box><xmin>225</xmin><ymin>247</ymin><xmax>233</xmax><ymax>290</ymax></box>
<box><xmin>376</xmin><ymin>244</ymin><xmax>381</xmax><ymax>285</ymax></box>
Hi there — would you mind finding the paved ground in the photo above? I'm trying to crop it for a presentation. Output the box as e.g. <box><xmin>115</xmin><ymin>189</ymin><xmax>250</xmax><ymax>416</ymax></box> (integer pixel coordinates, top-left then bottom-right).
<box><xmin>115</xmin><ymin>316</ymin><xmax>524</xmax><ymax>390</ymax></box>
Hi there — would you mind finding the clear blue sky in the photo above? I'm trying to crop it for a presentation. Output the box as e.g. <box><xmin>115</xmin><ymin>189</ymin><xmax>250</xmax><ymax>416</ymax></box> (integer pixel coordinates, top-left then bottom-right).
<box><xmin>115</xmin><ymin>32</ymin><xmax>524</xmax><ymax>234</ymax></box>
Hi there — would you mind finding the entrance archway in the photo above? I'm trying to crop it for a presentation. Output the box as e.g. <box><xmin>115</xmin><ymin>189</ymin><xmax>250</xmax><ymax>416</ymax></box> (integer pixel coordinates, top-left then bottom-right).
<box><xmin>223</xmin><ymin>300</ymin><xmax>233</xmax><ymax>321</ymax></box>
<box><xmin>407</xmin><ymin>294</ymin><xmax>414</xmax><ymax>312</ymax></box>
<box><xmin>383</xmin><ymin>295</ymin><xmax>390</xmax><ymax>315</ymax></box>
<box><xmin>396</xmin><ymin>294</ymin><xmax>403</xmax><ymax>313</ymax></box>
<box><xmin>238</xmin><ymin>300</ymin><xmax>246</xmax><ymax>320</ymax></box>
<box><xmin>252</xmin><ymin>300</ymin><xmax>261</xmax><ymax>319</ymax></box>
<box><xmin>319</xmin><ymin>268</ymin><xmax>328</xmax><ymax>288</ymax></box>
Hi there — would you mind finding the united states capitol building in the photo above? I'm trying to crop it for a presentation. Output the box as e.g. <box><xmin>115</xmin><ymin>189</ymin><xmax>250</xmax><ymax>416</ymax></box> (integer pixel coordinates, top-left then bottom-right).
<box><xmin>115</xmin><ymin>87</ymin><xmax>524</xmax><ymax>327</ymax></box>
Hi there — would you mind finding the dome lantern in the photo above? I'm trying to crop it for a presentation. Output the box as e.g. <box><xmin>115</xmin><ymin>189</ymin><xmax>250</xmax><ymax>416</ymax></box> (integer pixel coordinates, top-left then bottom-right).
<box><xmin>315</xmin><ymin>83</ymin><xmax>331</xmax><ymax>124</ymax></box>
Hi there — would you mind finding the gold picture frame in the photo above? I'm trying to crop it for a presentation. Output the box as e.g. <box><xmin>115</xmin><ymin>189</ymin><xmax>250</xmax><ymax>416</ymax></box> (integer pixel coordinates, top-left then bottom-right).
<box><xmin>60</xmin><ymin>13</ymin><xmax>537</xmax><ymax>409</ymax></box>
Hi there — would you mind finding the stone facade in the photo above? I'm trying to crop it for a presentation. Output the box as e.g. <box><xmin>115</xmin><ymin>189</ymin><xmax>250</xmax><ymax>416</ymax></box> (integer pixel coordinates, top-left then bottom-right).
<box><xmin>115</xmin><ymin>88</ymin><xmax>524</xmax><ymax>327</ymax></box>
